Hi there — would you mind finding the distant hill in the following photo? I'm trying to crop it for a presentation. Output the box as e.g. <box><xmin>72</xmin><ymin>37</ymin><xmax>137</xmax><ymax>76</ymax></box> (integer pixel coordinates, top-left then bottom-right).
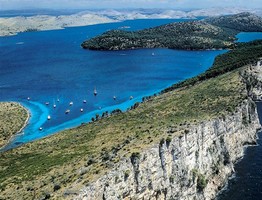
<box><xmin>81</xmin><ymin>12</ymin><xmax>262</xmax><ymax>50</ymax></box>
<box><xmin>204</xmin><ymin>12</ymin><xmax>262</xmax><ymax>32</ymax></box>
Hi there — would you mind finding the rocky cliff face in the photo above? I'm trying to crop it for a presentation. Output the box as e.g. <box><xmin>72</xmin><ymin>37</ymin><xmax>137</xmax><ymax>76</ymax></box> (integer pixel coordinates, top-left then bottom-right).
<box><xmin>75</xmin><ymin>66</ymin><xmax>262</xmax><ymax>200</ymax></box>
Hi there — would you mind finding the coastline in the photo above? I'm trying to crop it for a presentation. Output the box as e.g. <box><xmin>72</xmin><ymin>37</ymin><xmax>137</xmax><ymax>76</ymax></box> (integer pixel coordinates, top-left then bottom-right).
<box><xmin>15</xmin><ymin>102</ymin><xmax>31</xmax><ymax>134</ymax></box>
<box><xmin>0</xmin><ymin>63</ymin><xmax>261</xmax><ymax>199</ymax></box>
<box><xmin>0</xmin><ymin>102</ymin><xmax>30</xmax><ymax>150</ymax></box>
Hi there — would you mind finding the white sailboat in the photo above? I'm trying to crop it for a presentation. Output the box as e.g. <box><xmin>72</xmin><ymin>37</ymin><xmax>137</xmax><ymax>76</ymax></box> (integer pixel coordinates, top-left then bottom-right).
<box><xmin>94</xmin><ymin>87</ymin><xmax>97</xmax><ymax>96</ymax></box>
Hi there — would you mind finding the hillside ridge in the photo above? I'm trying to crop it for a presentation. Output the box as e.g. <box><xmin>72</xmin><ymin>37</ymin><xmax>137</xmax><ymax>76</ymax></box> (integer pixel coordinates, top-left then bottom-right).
<box><xmin>81</xmin><ymin>12</ymin><xmax>262</xmax><ymax>50</ymax></box>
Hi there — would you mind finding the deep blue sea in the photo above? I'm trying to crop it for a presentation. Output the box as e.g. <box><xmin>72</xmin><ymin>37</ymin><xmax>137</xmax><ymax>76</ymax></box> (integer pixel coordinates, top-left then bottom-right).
<box><xmin>0</xmin><ymin>20</ymin><xmax>262</xmax><ymax>152</ymax></box>
<box><xmin>217</xmin><ymin>102</ymin><xmax>262</xmax><ymax>200</ymax></box>
<box><xmin>236</xmin><ymin>32</ymin><xmax>262</xmax><ymax>42</ymax></box>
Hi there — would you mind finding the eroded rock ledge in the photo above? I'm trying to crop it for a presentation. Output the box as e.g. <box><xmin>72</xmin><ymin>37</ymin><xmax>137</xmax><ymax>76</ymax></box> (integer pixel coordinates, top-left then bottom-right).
<box><xmin>75</xmin><ymin>65</ymin><xmax>262</xmax><ymax>200</ymax></box>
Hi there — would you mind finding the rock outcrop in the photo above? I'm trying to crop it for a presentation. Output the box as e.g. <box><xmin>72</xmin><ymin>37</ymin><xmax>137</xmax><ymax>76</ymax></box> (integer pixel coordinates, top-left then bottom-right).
<box><xmin>75</xmin><ymin>65</ymin><xmax>262</xmax><ymax>200</ymax></box>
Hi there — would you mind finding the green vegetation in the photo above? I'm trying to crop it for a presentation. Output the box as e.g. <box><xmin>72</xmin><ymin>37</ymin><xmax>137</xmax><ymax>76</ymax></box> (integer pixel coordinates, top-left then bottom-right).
<box><xmin>162</xmin><ymin>40</ymin><xmax>262</xmax><ymax>93</ymax></box>
<box><xmin>192</xmin><ymin>169</ymin><xmax>208</xmax><ymax>192</ymax></box>
<box><xmin>204</xmin><ymin>12</ymin><xmax>262</xmax><ymax>32</ymax></box>
<box><xmin>197</xmin><ymin>174</ymin><xmax>208</xmax><ymax>191</ymax></box>
<box><xmin>0</xmin><ymin>102</ymin><xmax>28</xmax><ymax>148</ymax></box>
<box><xmin>81</xmin><ymin>13</ymin><xmax>262</xmax><ymax>51</ymax></box>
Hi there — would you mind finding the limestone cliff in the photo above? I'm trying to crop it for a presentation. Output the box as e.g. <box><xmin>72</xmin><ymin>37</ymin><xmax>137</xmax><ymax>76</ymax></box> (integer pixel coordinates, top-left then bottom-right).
<box><xmin>75</xmin><ymin>66</ymin><xmax>262</xmax><ymax>200</ymax></box>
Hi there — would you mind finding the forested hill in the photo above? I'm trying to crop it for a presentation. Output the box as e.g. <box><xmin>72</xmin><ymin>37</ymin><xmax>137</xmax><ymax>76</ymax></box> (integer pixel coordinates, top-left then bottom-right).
<box><xmin>204</xmin><ymin>12</ymin><xmax>262</xmax><ymax>32</ymax></box>
<box><xmin>81</xmin><ymin>12</ymin><xmax>262</xmax><ymax>51</ymax></box>
<box><xmin>162</xmin><ymin>39</ymin><xmax>262</xmax><ymax>93</ymax></box>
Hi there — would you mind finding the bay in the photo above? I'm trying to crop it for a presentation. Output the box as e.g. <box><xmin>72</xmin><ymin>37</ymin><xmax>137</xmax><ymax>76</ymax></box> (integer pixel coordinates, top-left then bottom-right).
<box><xmin>0</xmin><ymin>19</ymin><xmax>235</xmax><ymax>150</ymax></box>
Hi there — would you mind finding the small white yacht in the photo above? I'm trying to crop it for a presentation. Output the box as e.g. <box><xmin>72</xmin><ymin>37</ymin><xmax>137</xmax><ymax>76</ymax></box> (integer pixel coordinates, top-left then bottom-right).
<box><xmin>80</xmin><ymin>108</ymin><xmax>84</xmax><ymax>112</ymax></box>
<box><xmin>113</xmin><ymin>96</ymin><xmax>117</xmax><ymax>100</ymax></box>
<box><xmin>94</xmin><ymin>87</ymin><xmax>97</xmax><ymax>96</ymax></box>
<box><xmin>65</xmin><ymin>109</ymin><xmax>70</xmax><ymax>114</ymax></box>
<box><xmin>47</xmin><ymin>115</ymin><xmax>51</xmax><ymax>120</ymax></box>
<box><xmin>83</xmin><ymin>100</ymin><xmax>87</xmax><ymax>103</ymax></box>
<box><xmin>69</xmin><ymin>102</ymin><xmax>73</xmax><ymax>106</ymax></box>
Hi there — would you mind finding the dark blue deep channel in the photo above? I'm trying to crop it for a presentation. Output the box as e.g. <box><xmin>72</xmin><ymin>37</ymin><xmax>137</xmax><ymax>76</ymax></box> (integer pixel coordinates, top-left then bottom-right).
<box><xmin>217</xmin><ymin>102</ymin><xmax>262</xmax><ymax>200</ymax></box>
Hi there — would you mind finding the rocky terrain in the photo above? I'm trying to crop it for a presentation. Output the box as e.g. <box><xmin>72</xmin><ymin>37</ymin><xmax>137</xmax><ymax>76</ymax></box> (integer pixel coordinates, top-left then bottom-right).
<box><xmin>81</xmin><ymin>13</ymin><xmax>262</xmax><ymax>50</ymax></box>
<box><xmin>77</xmin><ymin>98</ymin><xmax>260</xmax><ymax>200</ymax></box>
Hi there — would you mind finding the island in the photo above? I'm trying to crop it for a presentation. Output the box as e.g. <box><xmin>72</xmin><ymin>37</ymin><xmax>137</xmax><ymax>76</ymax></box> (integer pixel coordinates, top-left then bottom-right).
<box><xmin>1</xmin><ymin>39</ymin><xmax>262</xmax><ymax>199</ymax></box>
<box><xmin>81</xmin><ymin>12</ymin><xmax>262</xmax><ymax>50</ymax></box>
<box><xmin>0</xmin><ymin>102</ymin><xmax>29</xmax><ymax>148</ymax></box>
<box><xmin>0</xmin><ymin>13</ymin><xmax>117</xmax><ymax>37</ymax></box>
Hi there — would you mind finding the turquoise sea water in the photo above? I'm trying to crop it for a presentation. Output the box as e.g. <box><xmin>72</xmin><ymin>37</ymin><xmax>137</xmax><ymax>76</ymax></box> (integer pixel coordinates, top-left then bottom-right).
<box><xmin>0</xmin><ymin>20</ymin><xmax>261</xmax><ymax>151</ymax></box>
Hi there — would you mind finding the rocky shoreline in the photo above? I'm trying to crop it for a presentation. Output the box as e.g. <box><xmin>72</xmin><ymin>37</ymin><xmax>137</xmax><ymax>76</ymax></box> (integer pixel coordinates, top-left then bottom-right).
<box><xmin>75</xmin><ymin>65</ymin><xmax>262</xmax><ymax>200</ymax></box>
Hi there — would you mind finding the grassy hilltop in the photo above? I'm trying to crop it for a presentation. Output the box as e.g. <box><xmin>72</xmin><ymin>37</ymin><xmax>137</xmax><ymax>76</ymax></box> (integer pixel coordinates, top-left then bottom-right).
<box><xmin>1</xmin><ymin>40</ymin><xmax>262</xmax><ymax>199</ymax></box>
<box><xmin>81</xmin><ymin>12</ymin><xmax>262</xmax><ymax>50</ymax></box>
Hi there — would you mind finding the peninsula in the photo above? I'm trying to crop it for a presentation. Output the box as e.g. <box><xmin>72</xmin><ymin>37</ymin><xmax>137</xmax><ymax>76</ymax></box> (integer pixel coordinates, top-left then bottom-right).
<box><xmin>0</xmin><ymin>102</ymin><xmax>29</xmax><ymax>148</ymax></box>
<box><xmin>81</xmin><ymin>12</ymin><xmax>262</xmax><ymax>50</ymax></box>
